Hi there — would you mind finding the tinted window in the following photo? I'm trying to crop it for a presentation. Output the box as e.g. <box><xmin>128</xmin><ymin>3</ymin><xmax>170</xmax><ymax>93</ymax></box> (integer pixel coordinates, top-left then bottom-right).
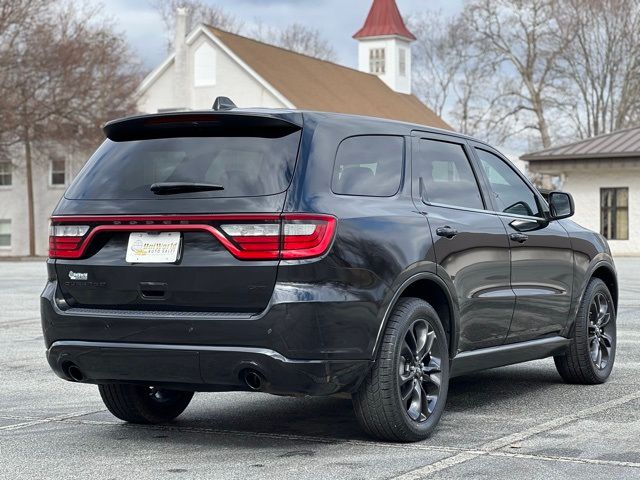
<box><xmin>476</xmin><ymin>149</ymin><xmax>542</xmax><ymax>217</ymax></box>
<box><xmin>414</xmin><ymin>139</ymin><xmax>484</xmax><ymax>209</ymax></box>
<box><xmin>332</xmin><ymin>136</ymin><xmax>403</xmax><ymax>197</ymax></box>
<box><xmin>65</xmin><ymin>131</ymin><xmax>301</xmax><ymax>200</ymax></box>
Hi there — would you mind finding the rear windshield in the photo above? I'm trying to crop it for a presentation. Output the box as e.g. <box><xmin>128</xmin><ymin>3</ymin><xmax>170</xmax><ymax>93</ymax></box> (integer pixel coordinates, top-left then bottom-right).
<box><xmin>65</xmin><ymin>131</ymin><xmax>301</xmax><ymax>200</ymax></box>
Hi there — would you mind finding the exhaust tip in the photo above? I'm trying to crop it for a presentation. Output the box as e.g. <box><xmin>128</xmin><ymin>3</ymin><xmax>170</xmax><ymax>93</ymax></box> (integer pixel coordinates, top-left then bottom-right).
<box><xmin>243</xmin><ymin>370</ymin><xmax>264</xmax><ymax>391</ymax></box>
<box><xmin>63</xmin><ymin>362</ymin><xmax>84</xmax><ymax>382</ymax></box>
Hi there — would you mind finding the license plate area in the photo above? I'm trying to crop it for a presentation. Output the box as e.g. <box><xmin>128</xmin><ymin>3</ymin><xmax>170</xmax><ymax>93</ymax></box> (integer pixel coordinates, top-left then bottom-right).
<box><xmin>126</xmin><ymin>232</ymin><xmax>181</xmax><ymax>263</ymax></box>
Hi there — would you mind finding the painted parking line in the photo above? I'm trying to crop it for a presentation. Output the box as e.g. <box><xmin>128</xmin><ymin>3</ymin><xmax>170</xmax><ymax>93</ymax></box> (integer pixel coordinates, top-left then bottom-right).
<box><xmin>0</xmin><ymin>409</ymin><xmax>105</xmax><ymax>432</ymax></box>
<box><xmin>488</xmin><ymin>450</ymin><xmax>640</xmax><ymax>469</ymax></box>
<box><xmin>390</xmin><ymin>389</ymin><xmax>640</xmax><ymax>479</ymax></box>
<box><xmin>50</xmin><ymin>414</ymin><xmax>640</xmax><ymax>471</ymax></box>
<box><xmin>3</xmin><ymin>398</ymin><xmax>640</xmax><ymax>475</ymax></box>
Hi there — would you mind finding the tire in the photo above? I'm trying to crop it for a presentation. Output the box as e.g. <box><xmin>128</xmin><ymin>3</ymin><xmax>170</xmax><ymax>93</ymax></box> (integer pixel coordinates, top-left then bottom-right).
<box><xmin>353</xmin><ymin>297</ymin><xmax>450</xmax><ymax>442</ymax></box>
<box><xmin>554</xmin><ymin>278</ymin><xmax>616</xmax><ymax>384</ymax></box>
<box><xmin>98</xmin><ymin>384</ymin><xmax>194</xmax><ymax>424</ymax></box>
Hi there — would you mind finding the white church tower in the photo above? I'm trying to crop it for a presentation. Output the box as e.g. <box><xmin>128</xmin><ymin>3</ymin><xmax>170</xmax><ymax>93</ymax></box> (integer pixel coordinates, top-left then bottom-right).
<box><xmin>353</xmin><ymin>0</ymin><xmax>416</xmax><ymax>94</ymax></box>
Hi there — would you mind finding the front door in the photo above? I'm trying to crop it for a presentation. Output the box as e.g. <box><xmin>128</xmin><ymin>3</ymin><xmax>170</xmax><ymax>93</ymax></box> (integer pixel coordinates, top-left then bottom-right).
<box><xmin>472</xmin><ymin>146</ymin><xmax>574</xmax><ymax>343</ymax></box>
<box><xmin>412</xmin><ymin>134</ymin><xmax>514</xmax><ymax>352</ymax></box>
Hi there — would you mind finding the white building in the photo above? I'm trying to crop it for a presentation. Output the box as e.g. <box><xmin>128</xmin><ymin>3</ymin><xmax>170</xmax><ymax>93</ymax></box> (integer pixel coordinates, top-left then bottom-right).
<box><xmin>0</xmin><ymin>148</ymin><xmax>84</xmax><ymax>257</ymax></box>
<box><xmin>0</xmin><ymin>0</ymin><xmax>450</xmax><ymax>257</ymax></box>
<box><xmin>524</xmin><ymin>126</ymin><xmax>640</xmax><ymax>255</ymax></box>
<box><xmin>137</xmin><ymin>0</ymin><xmax>449</xmax><ymax>128</ymax></box>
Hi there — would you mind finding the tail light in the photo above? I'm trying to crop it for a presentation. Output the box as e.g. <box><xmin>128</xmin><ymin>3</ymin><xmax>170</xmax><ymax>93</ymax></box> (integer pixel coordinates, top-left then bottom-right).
<box><xmin>48</xmin><ymin>224</ymin><xmax>90</xmax><ymax>259</ymax></box>
<box><xmin>219</xmin><ymin>215</ymin><xmax>336</xmax><ymax>260</ymax></box>
<box><xmin>48</xmin><ymin>214</ymin><xmax>336</xmax><ymax>261</ymax></box>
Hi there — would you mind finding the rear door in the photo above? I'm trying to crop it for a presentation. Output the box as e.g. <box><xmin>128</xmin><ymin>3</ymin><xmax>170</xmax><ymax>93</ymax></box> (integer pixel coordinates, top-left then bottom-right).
<box><xmin>51</xmin><ymin>113</ymin><xmax>304</xmax><ymax>313</ymax></box>
<box><xmin>412</xmin><ymin>133</ymin><xmax>514</xmax><ymax>351</ymax></box>
<box><xmin>471</xmin><ymin>145</ymin><xmax>574</xmax><ymax>343</ymax></box>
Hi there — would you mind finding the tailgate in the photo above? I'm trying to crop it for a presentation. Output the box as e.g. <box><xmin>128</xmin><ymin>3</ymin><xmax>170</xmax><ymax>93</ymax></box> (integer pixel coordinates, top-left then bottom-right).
<box><xmin>51</xmin><ymin>112</ymin><xmax>303</xmax><ymax>313</ymax></box>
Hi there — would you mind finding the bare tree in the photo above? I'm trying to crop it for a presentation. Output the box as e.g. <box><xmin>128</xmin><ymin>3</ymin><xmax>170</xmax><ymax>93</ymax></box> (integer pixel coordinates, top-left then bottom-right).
<box><xmin>409</xmin><ymin>12</ymin><xmax>462</xmax><ymax>118</ymax></box>
<box><xmin>0</xmin><ymin>0</ymin><xmax>48</xmax><ymax>150</ymax></box>
<box><xmin>558</xmin><ymin>0</ymin><xmax>640</xmax><ymax>138</ymax></box>
<box><xmin>410</xmin><ymin>12</ymin><xmax>510</xmax><ymax>142</ymax></box>
<box><xmin>154</xmin><ymin>2</ymin><xmax>336</xmax><ymax>61</ymax></box>
<box><xmin>463</xmin><ymin>0</ymin><xmax>573</xmax><ymax>149</ymax></box>
<box><xmin>250</xmin><ymin>22</ymin><xmax>337</xmax><ymax>61</ymax></box>
<box><xmin>0</xmin><ymin>0</ymin><xmax>142</xmax><ymax>255</ymax></box>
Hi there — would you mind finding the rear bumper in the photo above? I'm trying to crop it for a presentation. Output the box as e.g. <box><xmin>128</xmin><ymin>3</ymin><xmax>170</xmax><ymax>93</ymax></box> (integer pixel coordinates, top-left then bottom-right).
<box><xmin>46</xmin><ymin>340</ymin><xmax>370</xmax><ymax>395</ymax></box>
<box><xmin>41</xmin><ymin>278</ymin><xmax>381</xmax><ymax>395</ymax></box>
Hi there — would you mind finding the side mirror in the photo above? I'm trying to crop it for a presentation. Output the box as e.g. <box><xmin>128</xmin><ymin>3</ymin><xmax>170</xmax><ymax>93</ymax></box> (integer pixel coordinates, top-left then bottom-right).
<box><xmin>548</xmin><ymin>191</ymin><xmax>574</xmax><ymax>220</ymax></box>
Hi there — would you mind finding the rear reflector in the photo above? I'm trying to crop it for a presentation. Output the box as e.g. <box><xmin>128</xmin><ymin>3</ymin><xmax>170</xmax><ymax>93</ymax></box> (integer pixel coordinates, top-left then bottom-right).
<box><xmin>48</xmin><ymin>214</ymin><xmax>336</xmax><ymax>261</ymax></box>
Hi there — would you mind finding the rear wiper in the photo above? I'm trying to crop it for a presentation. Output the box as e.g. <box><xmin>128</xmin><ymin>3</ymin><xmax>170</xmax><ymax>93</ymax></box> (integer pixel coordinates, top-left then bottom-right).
<box><xmin>150</xmin><ymin>182</ymin><xmax>224</xmax><ymax>195</ymax></box>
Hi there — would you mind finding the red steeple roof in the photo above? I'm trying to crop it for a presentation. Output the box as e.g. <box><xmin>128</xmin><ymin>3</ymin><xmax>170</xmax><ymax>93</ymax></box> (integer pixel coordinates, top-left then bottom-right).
<box><xmin>353</xmin><ymin>0</ymin><xmax>416</xmax><ymax>41</ymax></box>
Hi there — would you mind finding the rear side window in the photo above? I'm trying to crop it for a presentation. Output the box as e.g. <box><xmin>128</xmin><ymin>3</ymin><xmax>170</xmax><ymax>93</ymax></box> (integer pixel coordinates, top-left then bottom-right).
<box><xmin>414</xmin><ymin>139</ymin><xmax>484</xmax><ymax>210</ymax></box>
<box><xmin>332</xmin><ymin>136</ymin><xmax>403</xmax><ymax>197</ymax></box>
<box><xmin>65</xmin><ymin>131</ymin><xmax>301</xmax><ymax>200</ymax></box>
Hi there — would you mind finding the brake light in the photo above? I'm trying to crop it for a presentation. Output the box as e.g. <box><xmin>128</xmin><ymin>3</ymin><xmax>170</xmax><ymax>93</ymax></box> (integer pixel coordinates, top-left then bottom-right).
<box><xmin>219</xmin><ymin>215</ymin><xmax>336</xmax><ymax>260</ymax></box>
<box><xmin>48</xmin><ymin>225</ymin><xmax>90</xmax><ymax>259</ymax></box>
<box><xmin>48</xmin><ymin>214</ymin><xmax>336</xmax><ymax>261</ymax></box>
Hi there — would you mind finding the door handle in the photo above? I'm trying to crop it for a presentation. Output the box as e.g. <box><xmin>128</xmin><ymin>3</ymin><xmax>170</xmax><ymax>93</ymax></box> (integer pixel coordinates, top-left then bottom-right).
<box><xmin>509</xmin><ymin>232</ymin><xmax>529</xmax><ymax>243</ymax></box>
<box><xmin>436</xmin><ymin>226</ymin><xmax>458</xmax><ymax>238</ymax></box>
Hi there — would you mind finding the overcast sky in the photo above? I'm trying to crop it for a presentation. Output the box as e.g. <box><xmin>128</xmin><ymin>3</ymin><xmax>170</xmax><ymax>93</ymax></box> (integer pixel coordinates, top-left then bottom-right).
<box><xmin>96</xmin><ymin>0</ymin><xmax>463</xmax><ymax>70</ymax></box>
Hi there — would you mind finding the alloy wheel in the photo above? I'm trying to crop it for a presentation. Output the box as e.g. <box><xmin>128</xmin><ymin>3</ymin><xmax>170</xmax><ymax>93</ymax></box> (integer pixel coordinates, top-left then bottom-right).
<box><xmin>588</xmin><ymin>292</ymin><xmax>614</xmax><ymax>370</ymax></box>
<box><xmin>398</xmin><ymin>319</ymin><xmax>443</xmax><ymax>422</ymax></box>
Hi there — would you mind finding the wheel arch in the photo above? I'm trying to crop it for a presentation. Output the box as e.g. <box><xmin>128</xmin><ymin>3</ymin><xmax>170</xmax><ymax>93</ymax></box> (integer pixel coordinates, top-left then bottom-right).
<box><xmin>374</xmin><ymin>272</ymin><xmax>459</xmax><ymax>359</ymax></box>
<box><xmin>590</xmin><ymin>264</ymin><xmax>618</xmax><ymax>311</ymax></box>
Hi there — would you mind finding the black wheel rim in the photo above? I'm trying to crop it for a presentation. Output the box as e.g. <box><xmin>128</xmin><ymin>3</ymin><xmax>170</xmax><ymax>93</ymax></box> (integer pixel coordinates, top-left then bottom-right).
<box><xmin>588</xmin><ymin>292</ymin><xmax>614</xmax><ymax>370</ymax></box>
<box><xmin>398</xmin><ymin>319</ymin><xmax>442</xmax><ymax>423</ymax></box>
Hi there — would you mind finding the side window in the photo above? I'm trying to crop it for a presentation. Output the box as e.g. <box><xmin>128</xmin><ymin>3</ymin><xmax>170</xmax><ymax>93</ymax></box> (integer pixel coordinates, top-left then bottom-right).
<box><xmin>194</xmin><ymin>42</ymin><xmax>216</xmax><ymax>87</ymax></box>
<box><xmin>0</xmin><ymin>160</ymin><xmax>11</xmax><ymax>186</ymax></box>
<box><xmin>600</xmin><ymin>187</ymin><xmax>628</xmax><ymax>240</ymax></box>
<box><xmin>414</xmin><ymin>138</ymin><xmax>484</xmax><ymax>210</ymax></box>
<box><xmin>369</xmin><ymin>48</ymin><xmax>386</xmax><ymax>74</ymax></box>
<box><xmin>332</xmin><ymin>136</ymin><xmax>403</xmax><ymax>197</ymax></box>
<box><xmin>50</xmin><ymin>158</ymin><xmax>66</xmax><ymax>186</ymax></box>
<box><xmin>0</xmin><ymin>219</ymin><xmax>10</xmax><ymax>247</ymax></box>
<box><xmin>475</xmin><ymin>149</ymin><xmax>542</xmax><ymax>218</ymax></box>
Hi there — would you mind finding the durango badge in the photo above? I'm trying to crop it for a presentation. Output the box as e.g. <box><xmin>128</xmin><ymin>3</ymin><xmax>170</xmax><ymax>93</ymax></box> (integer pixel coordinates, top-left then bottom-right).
<box><xmin>68</xmin><ymin>271</ymin><xmax>88</xmax><ymax>281</ymax></box>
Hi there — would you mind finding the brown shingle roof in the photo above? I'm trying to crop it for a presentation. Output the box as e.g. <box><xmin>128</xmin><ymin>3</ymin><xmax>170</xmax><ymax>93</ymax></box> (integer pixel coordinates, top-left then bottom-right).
<box><xmin>207</xmin><ymin>26</ymin><xmax>451</xmax><ymax>130</ymax></box>
<box><xmin>522</xmin><ymin>125</ymin><xmax>640</xmax><ymax>161</ymax></box>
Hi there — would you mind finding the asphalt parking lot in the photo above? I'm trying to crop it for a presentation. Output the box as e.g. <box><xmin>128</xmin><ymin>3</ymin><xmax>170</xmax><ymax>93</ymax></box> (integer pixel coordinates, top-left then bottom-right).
<box><xmin>1</xmin><ymin>260</ymin><xmax>639</xmax><ymax>479</ymax></box>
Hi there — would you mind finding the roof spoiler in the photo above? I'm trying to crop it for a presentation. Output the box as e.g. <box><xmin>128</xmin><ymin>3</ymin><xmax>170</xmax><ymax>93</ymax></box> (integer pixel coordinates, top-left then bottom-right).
<box><xmin>103</xmin><ymin>112</ymin><xmax>302</xmax><ymax>142</ymax></box>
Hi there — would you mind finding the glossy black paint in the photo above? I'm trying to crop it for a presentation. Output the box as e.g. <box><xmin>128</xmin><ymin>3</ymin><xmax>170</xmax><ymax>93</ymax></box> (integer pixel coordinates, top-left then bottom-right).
<box><xmin>56</xmin><ymin>231</ymin><xmax>279</xmax><ymax>312</ymax></box>
<box><xmin>41</xmin><ymin>109</ymin><xmax>617</xmax><ymax>395</ymax></box>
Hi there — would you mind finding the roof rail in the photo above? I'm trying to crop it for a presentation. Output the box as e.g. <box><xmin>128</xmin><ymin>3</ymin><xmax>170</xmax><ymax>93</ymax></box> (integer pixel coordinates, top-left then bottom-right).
<box><xmin>212</xmin><ymin>96</ymin><xmax>237</xmax><ymax>111</ymax></box>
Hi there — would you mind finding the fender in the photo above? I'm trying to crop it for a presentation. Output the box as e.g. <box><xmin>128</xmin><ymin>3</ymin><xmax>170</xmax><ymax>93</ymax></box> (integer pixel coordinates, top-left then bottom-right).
<box><xmin>372</xmin><ymin>264</ymin><xmax>461</xmax><ymax>359</ymax></box>
<box><xmin>563</xmin><ymin>255</ymin><xmax>617</xmax><ymax>337</ymax></box>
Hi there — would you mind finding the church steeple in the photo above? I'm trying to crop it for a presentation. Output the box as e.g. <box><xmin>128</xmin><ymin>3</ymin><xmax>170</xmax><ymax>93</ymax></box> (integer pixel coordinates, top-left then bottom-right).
<box><xmin>353</xmin><ymin>0</ymin><xmax>415</xmax><ymax>94</ymax></box>
<box><xmin>353</xmin><ymin>0</ymin><xmax>416</xmax><ymax>41</ymax></box>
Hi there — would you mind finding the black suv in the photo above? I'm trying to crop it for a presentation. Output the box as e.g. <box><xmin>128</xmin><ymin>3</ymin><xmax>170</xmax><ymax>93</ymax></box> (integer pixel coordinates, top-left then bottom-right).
<box><xmin>42</xmin><ymin>107</ymin><xmax>617</xmax><ymax>442</ymax></box>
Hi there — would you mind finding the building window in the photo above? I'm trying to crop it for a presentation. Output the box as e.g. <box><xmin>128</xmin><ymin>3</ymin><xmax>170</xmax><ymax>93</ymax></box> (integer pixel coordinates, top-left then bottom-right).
<box><xmin>399</xmin><ymin>48</ymin><xmax>406</xmax><ymax>76</ymax></box>
<box><xmin>50</xmin><ymin>158</ymin><xmax>66</xmax><ymax>186</ymax></box>
<box><xmin>0</xmin><ymin>161</ymin><xmax>11</xmax><ymax>186</ymax></box>
<box><xmin>369</xmin><ymin>48</ymin><xmax>385</xmax><ymax>74</ymax></box>
<box><xmin>0</xmin><ymin>220</ymin><xmax>10</xmax><ymax>247</ymax></box>
<box><xmin>194</xmin><ymin>42</ymin><xmax>216</xmax><ymax>87</ymax></box>
<box><xmin>601</xmin><ymin>188</ymin><xmax>628</xmax><ymax>240</ymax></box>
